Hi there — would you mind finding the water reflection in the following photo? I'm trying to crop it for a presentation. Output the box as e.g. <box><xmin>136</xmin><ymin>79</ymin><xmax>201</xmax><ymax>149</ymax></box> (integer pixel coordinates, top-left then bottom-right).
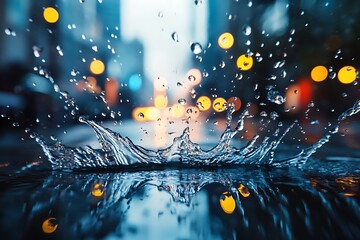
<box><xmin>1</xmin><ymin>167</ymin><xmax>358</xmax><ymax>239</ymax></box>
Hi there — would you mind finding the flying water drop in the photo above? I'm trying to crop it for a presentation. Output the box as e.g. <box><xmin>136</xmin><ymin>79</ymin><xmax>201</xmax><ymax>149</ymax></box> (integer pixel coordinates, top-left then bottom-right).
<box><xmin>190</xmin><ymin>42</ymin><xmax>203</xmax><ymax>54</ymax></box>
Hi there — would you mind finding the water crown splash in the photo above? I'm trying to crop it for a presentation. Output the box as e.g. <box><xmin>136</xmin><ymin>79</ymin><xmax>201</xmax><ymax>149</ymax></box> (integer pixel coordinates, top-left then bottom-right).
<box><xmin>36</xmin><ymin>99</ymin><xmax>360</xmax><ymax>170</ymax></box>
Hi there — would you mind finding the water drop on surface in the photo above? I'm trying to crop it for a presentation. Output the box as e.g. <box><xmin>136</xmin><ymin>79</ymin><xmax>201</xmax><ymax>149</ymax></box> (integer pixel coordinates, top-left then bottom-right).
<box><xmin>267</xmin><ymin>90</ymin><xmax>286</xmax><ymax>105</ymax></box>
<box><xmin>194</xmin><ymin>0</ymin><xmax>203</xmax><ymax>5</ymax></box>
<box><xmin>178</xmin><ymin>98</ymin><xmax>186</xmax><ymax>105</ymax></box>
<box><xmin>4</xmin><ymin>28</ymin><xmax>16</xmax><ymax>36</ymax></box>
<box><xmin>158</xmin><ymin>11</ymin><xmax>163</xmax><ymax>18</ymax></box>
<box><xmin>171</xmin><ymin>32</ymin><xmax>179</xmax><ymax>42</ymax></box>
<box><xmin>138</xmin><ymin>112</ymin><xmax>144</xmax><ymax>119</ymax></box>
<box><xmin>190</xmin><ymin>42</ymin><xmax>202</xmax><ymax>54</ymax></box>
<box><xmin>32</xmin><ymin>46</ymin><xmax>43</xmax><ymax>58</ymax></box>
<box><xmin>188</xmin><ymin>75</ymin><xmax>196</xmax><ymax>82</ymax></box>
<box><xmin>242</xmin><ymin>24</ymin><xmax>252</xmax><ymax>36</ymax></box>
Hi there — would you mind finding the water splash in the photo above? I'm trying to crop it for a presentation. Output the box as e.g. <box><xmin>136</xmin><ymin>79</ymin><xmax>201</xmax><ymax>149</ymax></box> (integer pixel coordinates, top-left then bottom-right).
<box><xmin>36</xmin><ymin>100</ymin><xmax>360</xmax><ymax>170</ymax></box>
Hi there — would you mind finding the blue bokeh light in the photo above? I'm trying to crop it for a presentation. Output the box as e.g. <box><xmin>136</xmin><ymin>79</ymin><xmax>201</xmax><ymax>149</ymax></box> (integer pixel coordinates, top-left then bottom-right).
<box><xmin>128</xmin><ymin>74</ymin><xmax>142</xmax><ymax>91</ymax></box>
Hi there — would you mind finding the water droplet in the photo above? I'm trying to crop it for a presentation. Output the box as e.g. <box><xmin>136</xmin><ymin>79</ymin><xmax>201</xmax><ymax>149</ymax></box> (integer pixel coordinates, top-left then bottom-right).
<box><xmin>56</xmin><ymin>45</ymin><xmax>64</xmax><ymax>56</ymax></box>
<box><xmin>219</xmin><ymin>61</ymin><xmax>226</xmax><ymax>68</ymax></box>
<box><xmin>138</xmin><ymin>112</ymin><xmax>144</xmax><ymax>119</ymax></box>
<box><xmin>310</xmin><ymin>120</ymin><xmax>319</xmax><ymax>125</ymax></box>
<box><xmin>329</xmin><ymin>72</ymin><xmax>336</xmax><ymax>79</ymax></box>
<box><xmin>158</xmin><ymin>11</ymin><xmax>163</xmax><ymax>18</ymax></box>
<box><xmin>342</xmin><ymin>92</ymin><xmax>347</xmax><ymax>98</ymax></box>
<box><xmin>267</xmin><ymin>90</ymin><xmax>286</xmax><ymax>105</ymax></box>
<box><xmin>71</xmin><ymin>69</ymin><xmax>79</xmax><ymax>76</ymax></box>
<box><xmin>281</xmin><ymin>70</ymin><xmax>287</xmax><ymax>78</ymax></box>
<box><xmin>194</xmin><ymin>0</ymin><xmax>203</xmax><ymax>5</ymax></box>
<box><xmin>188</xmin><ymin>75</ymin><xmax>196</xmax><ymax>82</ymax></box>
<box><xmin>32</xmin><ymin>45</ymin><xmax>43</xmax><ymax>58</ymax></box>
<box><xmin>4</xmin><ymin>28</ymin><xmax>16</xmax><ymax>36</ymax></box>
<box><xmin>248</xmin><ymin>1</ymin><xmax>253</xmax><ymax>7</ymax></box>
<box><xmin>178</xmin><ymin>98</ymin><xmax>186</xmax><ymax>105</ymax></box>
<box><xmin>266</xmin><ymin>74</ymin><xmax>277</xmax><ymax>81</ymax></box>
<box><xmin>92</xmin><ymin>45</ymin><xmax>98</xmax><ymax>52</ymax></box>
<box><xmin>242</xmin><ymin>24</ymin><xmax>252</xmax><ymax>36</ymax></box>
<box><xmin>273</xmin><ymin>60</ymin><xmax>285</xmax><ymax>69</ymax></box>
<box><xmin>260</xmin><ymin>111</ymin><xmax>267</xmax><ymax>117</ymax></box>
<box><xmin>190</xmin><ymin>42</ymin><xmax>202</xmax><ymax>54</ymax></box>
<box><xmin>177</xmin><ymin>82</ymin><xmax>183</xmax><ymax>87</ymax></box>
<box><xmin>50</xmin><ymin>135</ymin><xmax>58</xmax><ymax>141</ymax></box>
<box><xmin>270</xmin><ymin>111</ymin><xmax>279</xmax><ymax>120</ymax></box>
<box><xmin>12</xmin><ymin>122</ymin><xmax>19</xmax><ymax>127</ymax></box>
<box><xmin>290</xmin><ymin>29</ymin><xmax>295</xmax><ymax>35</ymax></box>
<box><xmin>171</xmin><ymin>32</ymin><xmax>179</xmax><ymax>42</ymax></box>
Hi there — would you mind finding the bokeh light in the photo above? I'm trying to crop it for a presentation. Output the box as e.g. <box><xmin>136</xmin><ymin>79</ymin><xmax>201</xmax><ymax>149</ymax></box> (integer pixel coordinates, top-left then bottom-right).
<box><xmin>238</xmin><ymin>184</ymin><xmax>250</xmax><ymax>197</ymax></box>
<box><xmin>154</xmin><ymin>95</ymin><xmax>168</xmax><ymax>109</ymax></box>
<box><xmin>338</xmin><ymin>66</ymin><xmax>357</xmax><ymax>84</ymax></box>
<box><xmin>42</xmin><ymin>218</ymin><xmax>58</xmax><ymax>234</ymax></box>
<box><xmin>90</xmin><ymin>59</ymin><xmax>105</xmax><ymax>75</ymax></box>
<box><xmin>219</xmin><ymin>193</ymin><xmax>236</xmax><ymax>214</ymax></box>
<box><xmin>105</xmin><ymin>78</ymin><xmax>118</xmax><ymax>106</ymax></box>
<box><xmin>132</xmin><ymin>107</ymin><xmax>147</xmax><ymax>122</ymax></box>
<box><xmin>227</xmin><ymin>97</ymin><xmax>241</xmax><ymax>111</ymax></box>
<box><xmin>212</xmin><ymin>97</ymin><xmax>227</xmax><ymax>112</ymax></box>
<box><xmin>196</xmin><ymin>96</ymin><xmax>211</xmax><ymax>111</ymax></box>
<box><xmin>128</xmin><ymin>74</ymin><xmax>142</xmax><ymax>91</ymax></box>
<box><xmin>311</xmin><ymin>65</ymin><xmax>328</xmax><ymax>82</ymax></box>
<box><xmin>92</xmin><ymin>183</ymin><xmax>105</xmax><ymax>197</ymax></box>
<box><xmin>43</xmin><ymin>7</ymin><xmax>59</xmax><ymax>24</ymax></box>
<box><xmin>187</xmin><ymin>68</ymin><xmax>202</xmax><ymax>85</ymax></box>
<box><xmin>145</xmin><ymin>107</ymin><xmax>161</xmax><ymax>120</ymax></box>
<box><xmin>236</xmin><ymin>54</ymin><xmax>253</xmax><ymax>71</ymax></box>
<box><xmin>218</xmin><ymin>32</ymin><xmax>234</xmax><ymax>49</ymax></box>
<box><xmin>170</xmin><ymin>104</ymin><xmax>185</xmax><ymax>118</ymax></box>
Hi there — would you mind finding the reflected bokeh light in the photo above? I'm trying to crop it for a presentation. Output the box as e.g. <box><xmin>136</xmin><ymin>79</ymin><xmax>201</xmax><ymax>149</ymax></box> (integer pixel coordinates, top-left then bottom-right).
<box><xmin>89</xmin><ymin>59</ymin><xmax>105</xmax><ymax>75</ymax></box>
<box><xmin>42</xmin><ymin>218</ymin><xmax>58</xmax><ymax>234</ymax></box>
<box><xmin>236</xmin><ymin>54</ymin><xmax>253</xmax><ymax>71</ymax></box>
<box><xmin>311</xmin><ymin>65</ymin><xmax>328</xmax><ymax>82</ymax></box>
<box><xmin>338</xmin><ymin>66</ymin><xmax>357</xmax><ymax>84</ymax></box>
<box><xmin>218</xmin><ymin>32</ymin><xmax>234</xmax><ymax>50</ymax></box>
<box><xmin>219</xmin><ymin>192</ymin><xmax>236</xmax><ymax>214</ymax></box>
<box><xmin>43</xmin><ymin>7</ymin><xmax>59</xmax><ymax>24</ymax></box>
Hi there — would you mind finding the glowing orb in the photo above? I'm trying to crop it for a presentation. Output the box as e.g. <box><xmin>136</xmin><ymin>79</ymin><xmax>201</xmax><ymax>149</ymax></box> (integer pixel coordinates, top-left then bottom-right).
<box><xmin>311</xmin><ymin>65</ymin><xmax>328</xmax><ymax>82</ymax></box>
<box><xmin>92</xmin><ymin>183</ymin><xmax>105</xmax><ymax>197</ymax></box>
<box><xmin>213</xmin><ymin>97</ymin><xmax>227</xmax><ymax>112</ymax></box>
<box><xmin>43</xmin><ymin>7</ymin><xmax>59</xmax><ymax>23</ymax></box>
<box><xmin>90</xmin><ymin>60</ymin><xmax>105</xmax><ymax>75</ymax></box>
<box><xmin>227</xmin><ymin>97</ymin><xmax>241</xmax><ymax>111</ymax></box>
<box><xmin>154</xmin><ymin>95</ymin><xmax>168</xmax><ymax>109</ymax></box>
<box><xmin>218</xmin><ymin>32</ymin><xmax>234</xmax><ymax>49</ymax></box>
<box><xmin>145</xmin><ymin>107</ymin><xmax>161</xmax><ymax>120</ymax></box>
<box><xmin>338</xmin><ymin>66</ymin><xmax>357</xmax><ymax>84</ymax></box>
<box><xmin>170</xmin><ymin>104</ymin><xmax>185</xmax><ymax>118</ymax></box>
<box><xmin>219</xmin><ymin>193</ymin><xmax>236</xmax><ymax>214</ymax></box>
<box><xmin>42</xmin><ymin>218</ymin><xmax>58</xmax><ymax>234</ymax></box>
<box><xmin>196</xmin><ymin>96</ymin><xmax>211</xmax><ymax>111</ymax></box>
<box><xmin>238</xmin><ymin>184</ymin><xmax>250</xmax><ymax>197</ymax></box>
<box><xmin>187</xmin><ymin>68</ymin><xmax>202</xmax><ymax>85</ymax></box>
<box><xmin>236</xmin><ymin>54</ymin><xmax>253</xmax><ymax>71</ymax></box>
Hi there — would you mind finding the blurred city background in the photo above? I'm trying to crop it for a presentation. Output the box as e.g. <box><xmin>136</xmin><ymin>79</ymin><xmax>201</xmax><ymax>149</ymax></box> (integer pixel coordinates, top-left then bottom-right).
<box><xmin>0</xmin><ymin>0</ymin><xmax>359</xmax><ymax>147</ymax></box>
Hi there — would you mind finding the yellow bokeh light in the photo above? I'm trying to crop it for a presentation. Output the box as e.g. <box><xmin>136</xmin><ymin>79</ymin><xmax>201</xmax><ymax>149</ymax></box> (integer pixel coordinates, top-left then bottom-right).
<box><xmin>90</xmin><ymin>60</ymin><xmax>105</xmax><ymax>75</ymax></box>
<box><xmin>238</xmin><ymin>184</ymin><xmax>250</xmax><ymax>197</ymax></box>
<box><xmin>154</xmin><ymin>95</ymin><xmax>168</xmax><ymax>109</ymax></box>
<box><xmin>92</xmin><ymin>183</ymin><xmax>105</xmax><ymax>197</ymax></box>
<box><xmin>132</xmin><ymin>107</ymin><xmax>147</xmax><ymax>122</ymax></box>
<box><xmin>196</xmin><ymin>96</ymin><xmax>211</xmax><ymax>111</ymax></box>
<box><xmin>145</xmin><ymin>107</ymin><xmax>161</xmax><ymax>120</ymax></box>
<box><xmin>311</xmin><ymin>65</ymin><xmax>328</xmax><ymax>82</ymax></box>
<box><xmin>170</xmin><ymin>104</ymin><xmax>185</xmax><ymax>118</ymax></box>
<box><xmin>187</xmin><ymin>68</ymin><xmax>202</xmax><ymax>85</ymax></box>
<box><xmin>338</xmin><ymin>66</ymin><xmax>357</xmax><ymax>84</ymax></box>
<box><xmin>213</xmin><ymin>97</ymin><xmax>227</xmax><ymax>112</ymax></box>
<box><xmin>42</xmin><ymin>218</ymin><xmax>58</xmax><ymax>234</ymax></box>
<box><xmin>236</xmin><ymin>54</ymin><xmax>253</xmax><ymax>71</ymax></box>
<box><xmin>219</xmin><ymin>193</ymin><xmax>236</xmax><ymax>214</ymax></box>
<box><xmin>218</xmin><ymin>32</ymin><xmax>234</xmax><ymax>50</ymax></box>
<box><xmin>43</xmin><ymin>7</ymin><xmax>59</xmax><ymax>24</ymax></box>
